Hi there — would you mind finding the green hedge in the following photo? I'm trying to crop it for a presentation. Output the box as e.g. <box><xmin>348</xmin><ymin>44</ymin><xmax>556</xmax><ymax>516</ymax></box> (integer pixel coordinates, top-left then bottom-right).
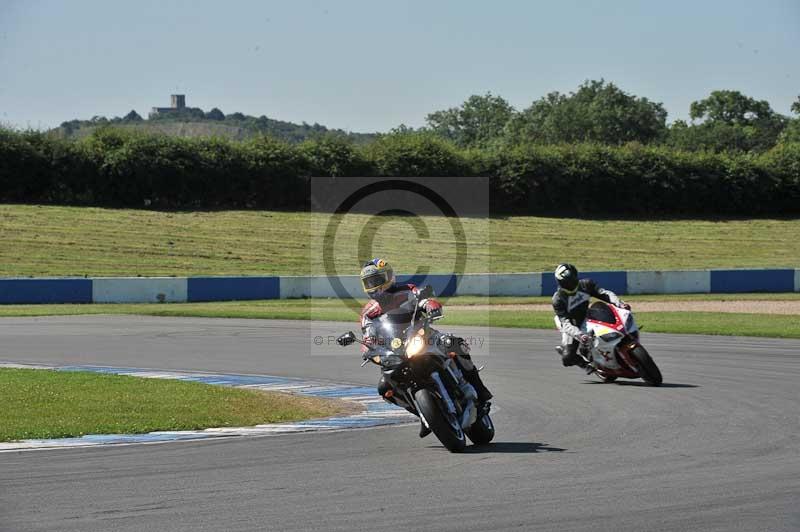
<box><xmin>475</xmin><ymin>143</ymin><xmax>800</xmax><ymax>215</ymax></box>
<box><xmin>1</xmin><ymin>127</ymin><xmax>798</xmax><ymax>214</ymax></box>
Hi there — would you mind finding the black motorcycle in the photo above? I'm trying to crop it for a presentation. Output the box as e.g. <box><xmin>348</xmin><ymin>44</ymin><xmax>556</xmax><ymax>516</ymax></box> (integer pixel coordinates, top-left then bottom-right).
<box><xmin>336</xmin><ymin>286</ymin><xmax>494</xmax><ymax>452</ymax></box>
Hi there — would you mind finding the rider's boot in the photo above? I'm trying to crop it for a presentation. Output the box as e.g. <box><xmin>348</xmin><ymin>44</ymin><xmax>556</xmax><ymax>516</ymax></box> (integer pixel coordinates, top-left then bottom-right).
<box><xmin>463</xmin><ymin>367</ymin><xmax>493</xmax><ymax>404</ymax></box>
<box><xmin>559</xmin><ymin>344</ymin><xmax>587</xmax><ymax>368</ymax></box>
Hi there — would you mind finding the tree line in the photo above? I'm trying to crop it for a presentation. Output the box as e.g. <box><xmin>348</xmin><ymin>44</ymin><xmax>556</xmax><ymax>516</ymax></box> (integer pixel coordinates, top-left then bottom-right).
<box><xmin>53</xmin><ymin>80</ymin><xmax>800</xmax><ymax>152</ymax></box>
<box><xmin>424</xmin><ymin>81</ymin><xmax>800</xmax><ymax>153</ymax></box>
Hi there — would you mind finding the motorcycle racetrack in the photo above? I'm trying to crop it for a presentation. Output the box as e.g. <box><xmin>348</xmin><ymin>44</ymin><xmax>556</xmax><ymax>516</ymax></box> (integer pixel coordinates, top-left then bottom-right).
<box><xmin>1</xmin><ymin>316</ymin><xmax>798</xmax><ymax>532</ymax></box>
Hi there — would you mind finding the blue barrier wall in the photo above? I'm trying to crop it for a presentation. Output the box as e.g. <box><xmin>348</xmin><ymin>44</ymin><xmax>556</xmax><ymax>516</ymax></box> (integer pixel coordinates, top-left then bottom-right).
<box><xmin>710</xmin><ymin>269</ymin><xmax>795</xmax><ymax>294</ymax></box>
<box><xmin>187</xmin><ymin>277</ymin><xmax>280</xmax><ymax>302</ymax></box>
<box><xmin>0</xmin><ymin>279</ymin><xmax>93</xmax><ymax>304</ymax></box>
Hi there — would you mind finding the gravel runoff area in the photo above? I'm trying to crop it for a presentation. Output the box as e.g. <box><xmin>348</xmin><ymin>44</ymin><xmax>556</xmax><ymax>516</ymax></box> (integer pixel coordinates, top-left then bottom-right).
<box><xmin>451</xmin><ymin>300</ymin><xmax>800</xmax><ymax>315</ymax></box>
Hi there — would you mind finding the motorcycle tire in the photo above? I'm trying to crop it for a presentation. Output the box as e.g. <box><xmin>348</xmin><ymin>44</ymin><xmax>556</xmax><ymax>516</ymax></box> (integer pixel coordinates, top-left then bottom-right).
<box><xmin>414</xmin><ymin>388</ymin><xmax>466</xmax><ymax>452</ymax></box>
<box><xmin>631</xmin><ymin>345</ymin><xmax>662</xmax><ymax>386</ymax></box>
<box><xmin>465</xmin><ymin>413</ymin><xmax>495</xmax><ymax>445</ymax></box>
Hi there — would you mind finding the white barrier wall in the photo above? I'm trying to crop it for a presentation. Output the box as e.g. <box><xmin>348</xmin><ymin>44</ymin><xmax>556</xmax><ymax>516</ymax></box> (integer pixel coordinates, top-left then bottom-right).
<box><xmin>626</xmin><ymin>270</ymin><xmax>710</xmax><ymax>295</ymax></box>
<box><xmin>457</xmin><ymin>273</ymin><xmax>544</xmax><ymax>296</ymax></box>
<box><xmin>796</xmin><ymin>269</ymin><xmax>800</xmax><ymax>293</ymax></box>
<box><xmin>92</xmin><ymin>278</ymin><xmax>188</xmax><ymax>303</ymax></box>
<box><xmin>279</xmin><ymin>275</ymin><xmax>363</xmax><ymax>299</ymax></box>
<box><xmin>454</xmin><ymin>274</ymin><xmax>492</xmax><ymax>296</ymax></box>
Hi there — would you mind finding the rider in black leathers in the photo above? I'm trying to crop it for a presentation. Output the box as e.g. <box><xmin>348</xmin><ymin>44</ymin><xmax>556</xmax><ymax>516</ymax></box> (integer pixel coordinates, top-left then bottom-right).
<box><xmin>552</xmin><ymin>263</ymin><xmax>630</xmax><ymax>368</ymax></box>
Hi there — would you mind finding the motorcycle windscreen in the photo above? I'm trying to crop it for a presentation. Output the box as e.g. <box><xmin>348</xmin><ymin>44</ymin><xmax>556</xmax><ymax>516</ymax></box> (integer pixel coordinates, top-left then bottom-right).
<box><xmin>371</xmin><ymin>316</ymin><xmax>410</xmax><ymax>348</ymax></box>
<box><xmin>586</xmin><ymin>301</ymin><xmax>617</xmax><ymax>325</ymax></box>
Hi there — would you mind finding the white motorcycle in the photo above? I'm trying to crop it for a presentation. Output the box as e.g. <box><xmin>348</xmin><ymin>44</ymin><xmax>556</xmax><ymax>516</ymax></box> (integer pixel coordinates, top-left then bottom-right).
<box><xmin>556</xmin><ymin>301</ymin><xmax>662</xmax><ymax>386</ymax></box>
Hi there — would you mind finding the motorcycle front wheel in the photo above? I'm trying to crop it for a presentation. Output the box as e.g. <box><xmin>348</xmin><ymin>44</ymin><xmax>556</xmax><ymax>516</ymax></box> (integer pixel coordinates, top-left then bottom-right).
<box><xmin>631</xmin><ymin>345</ymin><xmax>662</xmax><ymax>386</ymax></box>
<box><xmin>466</xmin><ymin>412</ymin><xmax>495</xmax><ymax>445</ymax></box>
<box><xmin>414</xmin><ymin>388</ymin><xmax>466</xmax><ymax>452</ymax></box>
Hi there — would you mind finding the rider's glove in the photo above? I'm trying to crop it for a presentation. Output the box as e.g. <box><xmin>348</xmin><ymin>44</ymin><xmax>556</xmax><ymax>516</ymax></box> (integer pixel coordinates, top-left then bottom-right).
<box><xmin>618</xmin><ymin>300</ymin><xmax>631</xmax><ymax>310</ymax></box>
<box><xmin>422</xmin><ymin>299</ymin><xmax>443</xmax><ymax>319</ymax></box>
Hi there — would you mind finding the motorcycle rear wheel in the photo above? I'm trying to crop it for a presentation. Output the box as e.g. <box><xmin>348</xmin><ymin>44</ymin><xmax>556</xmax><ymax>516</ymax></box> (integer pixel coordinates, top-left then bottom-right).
<box><xmin>414</xmin><ymin>388</ymin><xmax>466</xmax><ymax>452</ymax></box>
<box><xmin>466</xmin><ymin>413</ymin><xmax>495</xmax><ymax>445</ymax></box>
<box><xmin>631</xmin><ymin>345</ymin><xmax>662</xmax><ymax>386</ymax></box>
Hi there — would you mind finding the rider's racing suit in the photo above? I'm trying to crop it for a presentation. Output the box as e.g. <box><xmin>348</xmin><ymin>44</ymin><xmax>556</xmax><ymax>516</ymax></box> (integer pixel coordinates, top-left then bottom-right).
<box><xmin>359</xmin><ymin>283</ymin><xmax>492</xmax><ymax>404</ymax></box>
<box><xmin>552</xmin><ymin>278</ymin><xmax>624</xmax><ymax>367</ymax></box>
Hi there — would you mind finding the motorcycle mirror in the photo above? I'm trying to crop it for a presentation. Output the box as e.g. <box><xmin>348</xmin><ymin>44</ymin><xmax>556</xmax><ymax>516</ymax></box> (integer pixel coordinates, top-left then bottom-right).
<box><xmin>336</xmin><ymin>332</ymin><xmax>356</xmax><ymax>346</ymax></box>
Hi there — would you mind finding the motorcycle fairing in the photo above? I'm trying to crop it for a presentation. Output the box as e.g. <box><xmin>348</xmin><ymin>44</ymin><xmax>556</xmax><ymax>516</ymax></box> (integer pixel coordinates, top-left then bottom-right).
<box><xmin>585</xmin><ymin>302</ymin><xmax>640</xmax><ymax>378</ymax></box>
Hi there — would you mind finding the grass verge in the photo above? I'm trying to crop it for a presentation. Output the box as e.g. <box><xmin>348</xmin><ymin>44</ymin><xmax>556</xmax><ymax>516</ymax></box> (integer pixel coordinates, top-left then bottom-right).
<box><xmin>2</xmin><ymin>204</ymin><xmax>799</xmax><ymax>276</ymax></box>
<box><xmin>0</xmin><ymin>295</ymin><xmax>798</xmax><ymax>339</ymax></box>
<box><xmin>0</xmin><ymin>368</ymin><xmax>348</xmax><ymax>442</ymax></box>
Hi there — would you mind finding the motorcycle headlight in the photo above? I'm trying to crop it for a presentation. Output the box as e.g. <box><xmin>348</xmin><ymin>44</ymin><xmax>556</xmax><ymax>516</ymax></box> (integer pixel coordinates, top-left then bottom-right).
<box><xmin>600</xmin><ymin>331</ymin><xmax>623</xmax><ymax>342</ymax></box>
<box><xmin>406</xmin><ymin>332</ymin><xmax>426</xmax><ymax>357</ymax></box>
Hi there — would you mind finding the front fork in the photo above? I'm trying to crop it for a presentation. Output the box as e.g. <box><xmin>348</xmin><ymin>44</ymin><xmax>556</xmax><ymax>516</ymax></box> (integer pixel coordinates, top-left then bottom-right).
<box><xmin>430</xmin><ymin>372</ymin><xmax>457</xmax><ymax>415</ymax></box>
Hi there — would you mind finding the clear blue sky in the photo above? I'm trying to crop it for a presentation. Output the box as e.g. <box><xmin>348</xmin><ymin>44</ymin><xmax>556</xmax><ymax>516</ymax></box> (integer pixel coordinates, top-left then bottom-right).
<box><xmin>1</xmin><ymin>0</ymin><xmax>798</xmax><ymax>132</ymax></box>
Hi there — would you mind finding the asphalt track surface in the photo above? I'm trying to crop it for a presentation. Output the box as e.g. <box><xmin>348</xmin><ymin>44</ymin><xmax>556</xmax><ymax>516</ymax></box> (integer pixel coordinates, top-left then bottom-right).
<box><xmin>1</xmin><ymin>316</ymin><xmax>798</xmax><ymax>532</ymax></box>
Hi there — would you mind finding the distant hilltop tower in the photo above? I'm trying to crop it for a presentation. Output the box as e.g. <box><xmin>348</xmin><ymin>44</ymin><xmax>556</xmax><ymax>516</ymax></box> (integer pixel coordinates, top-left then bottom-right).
<box><xmin>150</xmin><ymin>94</ymin><xmax>187</xmax><ymax>117</ymax></box>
